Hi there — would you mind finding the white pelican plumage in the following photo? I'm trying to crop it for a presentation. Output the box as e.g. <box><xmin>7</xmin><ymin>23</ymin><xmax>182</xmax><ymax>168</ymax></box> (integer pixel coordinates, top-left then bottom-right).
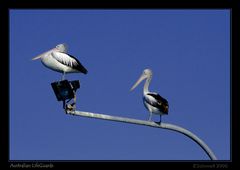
<box><xmin>130</xmin><ymin>69</ymin><xmax>169</xmax><ymax>123</ymax></box>
<box><xmin>32</xmin><ymin>43</ymin><xmax>87</xmax><ymax>80</ymax></box>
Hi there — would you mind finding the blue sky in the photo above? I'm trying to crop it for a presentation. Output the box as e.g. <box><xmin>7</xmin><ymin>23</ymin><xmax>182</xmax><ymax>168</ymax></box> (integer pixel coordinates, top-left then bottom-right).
<box><xmin>10</xmin><ymin>9</ymin><xmax>230</xmax><ymax>160</ymax></box>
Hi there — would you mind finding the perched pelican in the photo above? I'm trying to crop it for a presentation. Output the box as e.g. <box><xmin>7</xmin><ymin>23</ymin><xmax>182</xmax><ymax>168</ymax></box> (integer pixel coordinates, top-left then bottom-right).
<box><xmin>32</xmin><ymin>43</ymin><xmax>88</xmax><ymax>80</ymax></box>
<box><xmin>130</xmin><ymin>69</ymin><xmax>169</xmax><ymax>123</ymax></box>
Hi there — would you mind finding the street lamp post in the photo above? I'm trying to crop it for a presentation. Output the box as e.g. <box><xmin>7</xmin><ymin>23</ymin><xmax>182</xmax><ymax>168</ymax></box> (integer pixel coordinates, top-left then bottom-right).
<box><xmin>50</xmin><ymin>80</ymin><xmax>217</xmax><ymax>160</ymax></box>
<box><xmin>66</xmin><ymin>110</ymin><xmax>217</xmax><ymax>160</ymax></box>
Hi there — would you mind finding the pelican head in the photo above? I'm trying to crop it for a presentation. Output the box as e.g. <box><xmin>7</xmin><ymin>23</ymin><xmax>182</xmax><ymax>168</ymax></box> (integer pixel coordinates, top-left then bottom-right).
<box><xmin>130</xmin><ymin>69</ymin><xmax>152</xmax><ymax>91</ymax></box>
<box><xmin>56</xmin><ymin>43</ymin><xmax>68</xmax><ymax>53</ymax></box>
<box><xmin>32</xmin><ymin>43</ymin><xmax>68</xmax><ymax>60</ymax></box>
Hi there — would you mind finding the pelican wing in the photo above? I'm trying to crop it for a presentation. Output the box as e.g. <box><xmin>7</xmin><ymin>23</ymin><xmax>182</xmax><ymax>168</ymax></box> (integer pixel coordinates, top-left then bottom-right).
<box><xmin>52</xmin><ymin>52</ymin><xmax>88</xmax><ymax>74</ymax></box>
<box><xmin>145</xmin><ymin>93</ymin><xmax>169</xmax><ymax>113</ymax></box>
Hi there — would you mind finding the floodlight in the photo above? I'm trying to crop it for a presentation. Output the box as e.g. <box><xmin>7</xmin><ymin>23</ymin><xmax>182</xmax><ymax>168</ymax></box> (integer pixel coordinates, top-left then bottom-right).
<box><xmin>51</xmin><ymin>80</ymin><xmax>80</xmax><ymax>101</ymax></box>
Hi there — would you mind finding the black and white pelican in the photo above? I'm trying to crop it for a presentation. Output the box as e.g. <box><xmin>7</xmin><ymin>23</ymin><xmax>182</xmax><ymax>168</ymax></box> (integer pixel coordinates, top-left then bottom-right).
<box><xmin>32</xmin><ymin>43</ymin><xmax>88</xmax><ymax>80</ymax></box>
<box><xmin>130</xmin><ymin>69</ymin><xmax>169</xmax><ymax>123</ymax></box>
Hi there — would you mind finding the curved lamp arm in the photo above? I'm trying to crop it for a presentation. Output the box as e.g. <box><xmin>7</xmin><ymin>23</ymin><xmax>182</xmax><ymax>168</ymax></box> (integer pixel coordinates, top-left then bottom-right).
<box><xmin>66</xmin><ymin>110</ymin><xmax>217</xmax><ymax>160</ymax></box>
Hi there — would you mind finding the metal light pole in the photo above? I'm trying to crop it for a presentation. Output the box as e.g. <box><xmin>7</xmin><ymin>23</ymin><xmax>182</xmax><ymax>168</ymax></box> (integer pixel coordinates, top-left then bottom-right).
<box><xmin>50</xmin><ymin>80</ymin><xmax>217</xmax><ymax>160</ymax></box>
<box><xmin>66</xmin><ymin>110</ymin><xmax>217</xmax><ymax>160</ymax></box>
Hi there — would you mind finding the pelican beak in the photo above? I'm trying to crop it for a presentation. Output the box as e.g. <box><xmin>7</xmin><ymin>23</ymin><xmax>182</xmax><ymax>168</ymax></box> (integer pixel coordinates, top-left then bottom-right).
<box><xmin>130</xmin><ymin>73</ymin><xmax>147</xmax><ymax>91</ymax></box>
<box><xmin>31</xmin><ymin>48</ymin><xmax>56</xmax><ymax>60</ymax></box>
<box><xmin>31</xmin><ymin>55</ymin><xmax>42</xmax><ymax>60</ymax></box>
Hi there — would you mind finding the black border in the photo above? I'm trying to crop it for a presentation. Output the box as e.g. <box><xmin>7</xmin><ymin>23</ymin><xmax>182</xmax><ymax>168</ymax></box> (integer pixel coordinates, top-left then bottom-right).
<box><xmin>1</xmin><ymin>0</ymin><xmax>234</xmax><ymax>9</ymax></box>
<box><xmin>2</xmin><ymin>0</ymin><xmax>238</xmax><ymax>169</ymax></box>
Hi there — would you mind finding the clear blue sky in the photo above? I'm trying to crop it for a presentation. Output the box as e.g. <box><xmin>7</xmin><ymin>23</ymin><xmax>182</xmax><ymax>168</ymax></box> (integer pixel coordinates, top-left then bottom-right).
<box><xmin>10</xmin><ymin>10</ymin><xmax>230</xmax><ymax>160</ymax></box>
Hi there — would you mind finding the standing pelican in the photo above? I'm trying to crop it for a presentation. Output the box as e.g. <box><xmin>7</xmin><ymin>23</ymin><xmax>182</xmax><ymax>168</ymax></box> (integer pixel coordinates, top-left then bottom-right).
<box><xmin>130</xmin><ymin>69</ymin><xmax>169</xmax><ymax>123</ymax></box>
<box><xmin>32</xmin><ymin>43</ymin><xmax>88</xmax><ymax>80</ymax></box>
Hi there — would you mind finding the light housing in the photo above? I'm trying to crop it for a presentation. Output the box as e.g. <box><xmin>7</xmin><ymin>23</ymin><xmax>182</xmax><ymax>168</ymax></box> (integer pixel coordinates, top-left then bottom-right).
<box><xmin>51</xmin><ymin>80</ymin><xmax>80</xmax><ymax>101</ymax></box>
